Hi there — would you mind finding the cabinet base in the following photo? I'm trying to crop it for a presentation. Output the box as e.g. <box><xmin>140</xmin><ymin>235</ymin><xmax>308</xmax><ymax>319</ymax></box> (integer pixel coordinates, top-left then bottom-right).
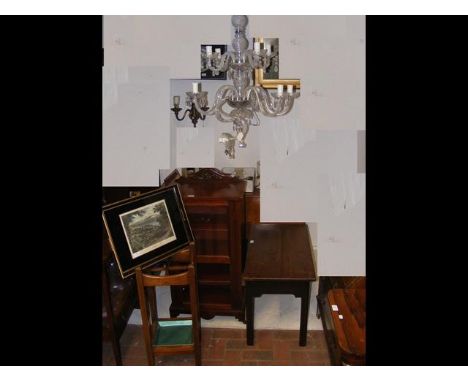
<box><xmin>170</xmin><ymin>304</ymin><xmax>245</xmax><ymax>323</ymax></box>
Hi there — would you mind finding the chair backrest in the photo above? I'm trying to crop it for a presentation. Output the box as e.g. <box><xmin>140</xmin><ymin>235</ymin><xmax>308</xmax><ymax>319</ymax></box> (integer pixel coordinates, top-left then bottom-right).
<box><xmin>135</xmin><ymin>250</ymin><xmax>201</xmax><ymax>366</ymax></box>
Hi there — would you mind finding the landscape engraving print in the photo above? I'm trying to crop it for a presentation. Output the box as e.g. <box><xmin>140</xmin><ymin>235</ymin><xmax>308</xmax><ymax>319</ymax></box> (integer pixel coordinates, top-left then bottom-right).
<box><xmin>119</xmin><ymin>200</ymin><xmax>177</xmax><ymax>259</ymax></box>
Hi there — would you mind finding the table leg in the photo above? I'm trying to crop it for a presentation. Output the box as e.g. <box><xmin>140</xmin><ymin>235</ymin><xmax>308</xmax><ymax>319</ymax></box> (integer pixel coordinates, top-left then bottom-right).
<box><xmin>299</xmin><ymin>282</ymin><xmax>311</xmax><ymax>346</ymax></box>
<box><xmin>246</xmin><ymin>287</ymin><xmax>255</xmax><ymax>346</ymax></box>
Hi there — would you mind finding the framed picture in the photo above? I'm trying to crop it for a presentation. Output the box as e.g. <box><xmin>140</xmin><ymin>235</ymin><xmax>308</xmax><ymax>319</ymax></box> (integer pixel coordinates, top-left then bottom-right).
<box><xmin>102</xmin><ymin>184</ymin><xmax>193</xmax><ymax>278</ymax></box>
<box><xmin>201</xmin><ymin>44</ymin><xmax>227</xmax><ymax>80</ymax></box>
<box><xmin>253</xmin><ymin>37</ymin><xmax>279</xmax><ymax>80</ymax></box>
<box><xmin>253</xmin><ymin>37</ymin><xmax>301</xmax><ymax>89</ymax></box>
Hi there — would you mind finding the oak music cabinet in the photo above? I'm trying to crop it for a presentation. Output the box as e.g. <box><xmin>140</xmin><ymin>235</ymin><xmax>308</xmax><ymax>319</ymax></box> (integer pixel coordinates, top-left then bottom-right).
<box><xmin>166</xmin><ymin>168</ymin><xmax>246</xmax><ymax>321</ymax></box>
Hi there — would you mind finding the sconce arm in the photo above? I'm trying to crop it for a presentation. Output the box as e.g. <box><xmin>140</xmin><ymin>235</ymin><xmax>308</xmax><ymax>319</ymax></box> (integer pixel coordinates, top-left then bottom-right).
<box><xmin>171</xmin><ymin>107</ymin><xmax>191</xmax><ymax>121</ymax></box>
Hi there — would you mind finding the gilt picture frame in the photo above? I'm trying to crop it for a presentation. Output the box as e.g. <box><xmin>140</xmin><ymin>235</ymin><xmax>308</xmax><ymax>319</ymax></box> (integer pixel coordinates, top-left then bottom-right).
<box><xmin>102</xmin><ymin>184</ymin><xmax>193</xmax><ymax>278</ymax></box>
<box><xmin>253</xmin><ymin>37</ymin><xmax>301</xmax><ymax>89</ymax></box>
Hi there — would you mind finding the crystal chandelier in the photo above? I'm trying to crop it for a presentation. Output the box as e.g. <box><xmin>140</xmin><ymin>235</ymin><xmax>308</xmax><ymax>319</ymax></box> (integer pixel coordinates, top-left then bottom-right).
<box><xmin>175</xmin><ymin>15</ymin><xmax>300</xmax><ymax>159</ymax></box>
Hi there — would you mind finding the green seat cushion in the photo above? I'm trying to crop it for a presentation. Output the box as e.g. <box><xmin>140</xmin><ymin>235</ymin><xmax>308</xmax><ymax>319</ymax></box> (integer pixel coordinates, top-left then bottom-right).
<box><xmin>153</xmin><ymin>320</ymin><xmax>193</xmax><ymax>346</ymax></box>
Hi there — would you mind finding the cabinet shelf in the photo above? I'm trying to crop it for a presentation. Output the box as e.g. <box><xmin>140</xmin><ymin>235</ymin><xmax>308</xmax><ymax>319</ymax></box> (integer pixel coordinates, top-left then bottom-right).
<box><xmin>197</xmin><ymin>264</ymin><xmax>231</xmax><ymax>286</ymax></box>
<box><xmin>197</xmin><ymin>255</ymin><xmax>230</xmax><ymax>264</ymax></box>
<box><xmin>180</xmin><ymin>286</ymin><xmax>233</xmax><ymax>312</ymax></box>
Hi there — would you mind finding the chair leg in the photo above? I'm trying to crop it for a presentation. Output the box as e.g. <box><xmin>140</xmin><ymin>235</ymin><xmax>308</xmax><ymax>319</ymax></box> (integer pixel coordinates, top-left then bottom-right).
<box><xmin>110</xmin><ymin>335</ymin><xmax>123</xmax><ymax>366</ymax></box>
<box><xmin>195</xmin><ymin>348</ymin><xmax>202</xmax><ymax>366</ymax></box>
<box><xmin>147</xmin><ymin>352</ymin><xmax>155</xmax><ymax>366</ymax></box>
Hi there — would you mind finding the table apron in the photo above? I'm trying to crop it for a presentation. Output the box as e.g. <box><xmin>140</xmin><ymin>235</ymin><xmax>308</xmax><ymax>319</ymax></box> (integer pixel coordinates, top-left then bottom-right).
<box><xmin>246</xmin><ymin>280</ymin><xmax>311</xmax><ymax>298</ymax></box>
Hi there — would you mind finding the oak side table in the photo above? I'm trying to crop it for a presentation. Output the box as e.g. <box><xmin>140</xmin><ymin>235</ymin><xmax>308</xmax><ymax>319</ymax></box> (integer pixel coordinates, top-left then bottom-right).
<box><xmin>242</xmin><ymin>223</ymin><xmax>316</xmax><ymax>346</ymax></box>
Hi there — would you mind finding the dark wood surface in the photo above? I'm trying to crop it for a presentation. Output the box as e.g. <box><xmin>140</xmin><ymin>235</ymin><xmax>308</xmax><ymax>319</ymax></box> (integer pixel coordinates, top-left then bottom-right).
<box><xmin>243</xmin><ymin>223</ymin><xmax>316</xmax><ymax>346</ymax></box>
<box><xmin>244</xmin><ymin>189</ymin><xmax>260</xmax><ymax>228</ymax></box>
<box><xmin>316</xmin><ymin>276</ymin><xmax>366</xmax><ymax>365</ymax></box>
<box><xmin>243</xmin><ymin>188</ymin><xmax>260</xmax><ymax>271</ymax></box>
<box><xmin>243</xmin><ymin>223</ymin><xmax>316</xmax><ymax>281</ymax></box>
<box><xmin>102</xmin><ymin>238</ymin><xmax>138</xmax><ymax>365</ymax></box>
<box><xmin>327</xmin><ymin>288</ymin><xmax>365</xmax><ymax>365</ymax></box>
<box><xmin>166</xmin><ymin>168</ymin><xmax>247</xmax><ymax>321</ymax></box>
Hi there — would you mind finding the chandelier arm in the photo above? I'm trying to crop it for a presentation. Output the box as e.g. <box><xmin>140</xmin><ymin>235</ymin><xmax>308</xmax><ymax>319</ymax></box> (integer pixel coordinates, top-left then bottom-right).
<box><xmin>275</xmin><ymin>96</ymin><xmax>296</xmax><ymax>116</ymax></box>
<box><xmin>215</xmin><ymin>100</ymin><xmax>235</xmax><ymax>123</ymax></box>
<box><xmin>252</xmin><ymin>87</ymin><xmax>298</xmax><ymax>117</ymax></box>
<box><xmin>259</xmin><ymin>87</ymin><xmax>293</xmax><ymax>116</ymax></box>
<box><xmin>193</xmin><ymin>85</ymin><xmax>235</xmax><ymax>116</ymax></box>
<box><xmin>273</xmin><ymin>95</ymin><xmax>286</xmax><ymax>114</ymax></box>
<box><xmin>275</xmin><ymin>91</ymin><xmax>300</xmax><ymax>116</ymax></box>
<box><xmin>251</xmin><ymin>110</ymin><xmax>261</xmax><ymax>126</ymax></box>
<box><xmin>248</xmin><ymin>87</ymin><xmax>280</xmax><ymax>116</ymax></box>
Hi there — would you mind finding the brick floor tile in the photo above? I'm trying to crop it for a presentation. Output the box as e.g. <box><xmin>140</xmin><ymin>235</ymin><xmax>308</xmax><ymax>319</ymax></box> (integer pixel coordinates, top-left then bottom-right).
<box><xmin>273</xmin><ymin>330</ymin><xmax>300</xmax><ymax>340</ymax></box>
<box><xmin>212</xmin><ymin>328</ymin><xmax>246</xmax><ymax>339</ymax></box>
<box><xmin>201</xmin><ymin>328</ymin><xmax>214</xmax><ymax>344</ymax></box>
<box><xmin>225</xmin><ymin>338</ymin><xmax>245</xmax><ymax>350</ymax></box>
<box><xmin>224</xmin><ymin>350</ymin><xmax>242</xmax><ymax>362</ymax></box>
<box><xmin>121</xmin><ymin>356</ymin><xmax>147</xmax><ymax>366</ymax></box>
<box><xmin>242</xmin><ymin>350</ymin><xmax>274</xmax><ymax>361</ymax></box>
<box><xmin>273</xmin><ymin>340</ymin><xmax>296</xmax><ymax>360</ymax></box>
<box><xmin>254</xmin><ymin>330</ymin><xmax>274</xmax><ymax>349</ymax></box>
<box><xmin>121</xmin><ymin>344</ymin><xmax>146</xmax><ymax>358</ymax></box>
<box><xmin>154</xmin><ymin>354</ymin><xmax>196</xmax><ymax>366</ymax></box>
<box><xmin>204</xmin><ymin>338</ymin><xmax>226</xmax><ymax>360</ymax></box>
<box><xmin>103</xmin><ymin>325</ymin><xmax>333</xmax><ymax>366</ymax></box>
<box><xmin>290</xmin><ymin>351</ymin><xmax>312</xmax><ymax>364</ymax></box>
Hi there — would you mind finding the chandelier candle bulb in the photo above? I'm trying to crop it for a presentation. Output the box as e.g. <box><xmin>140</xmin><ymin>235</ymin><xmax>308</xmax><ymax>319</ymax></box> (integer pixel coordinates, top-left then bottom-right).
<box><xmin>254</xmin><ymin>42</ymin><xmax>260</xmax><ymax>54</ymax></box>
<box><xmin>173</xmin><ymin>96</ymin><xmax>180</xmax><ymax>107</ymax></box>
<box><xmin>277</xmin><ymin>84</ymin><xmax>284</xmax><ymax>96</ymax></box>
<box><xmin>287</xmin><ymin>85</ymin><xmax>294</xmax><ymax>95</ymax></box>
<box><xmin>192</xmin><ymin>82</ymin><xmax>199</xmax><ymax>94</ymax></box>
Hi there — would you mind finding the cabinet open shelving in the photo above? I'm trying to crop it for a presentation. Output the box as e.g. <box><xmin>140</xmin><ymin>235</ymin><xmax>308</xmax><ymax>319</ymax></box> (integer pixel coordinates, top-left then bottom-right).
<box><xmin>197</xmin><ymin>264</ymin><xmax>231</xmax><ymax>286</ymax></box>
<box><xmin>165</xmin><ymin>168</ymin><xmax>246</xmax><ymax>321</ymax></box>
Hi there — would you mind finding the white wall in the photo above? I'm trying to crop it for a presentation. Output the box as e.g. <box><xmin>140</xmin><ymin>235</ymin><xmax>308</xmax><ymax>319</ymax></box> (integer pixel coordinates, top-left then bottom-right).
<box><xmin>103</xmin><ymin>15</ymin><xmax>365</xmax><ymax>277</ymax></box>
<box><xmin>103</xmin><ymin>66</ymin><xmax>170</xmax><ymax>186</ymax></box>
<box><xmin>104</xmin><ymin>16</ymin><xmax>231</xmax><ymax>79</ymax></box>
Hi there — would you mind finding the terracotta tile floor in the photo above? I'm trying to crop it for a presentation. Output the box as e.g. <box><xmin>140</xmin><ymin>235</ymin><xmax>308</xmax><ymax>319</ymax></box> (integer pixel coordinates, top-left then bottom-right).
<box><xmin>103</xmin><ymin>325</ymin><xmax>331</xmax><ymax>366</ymax></box>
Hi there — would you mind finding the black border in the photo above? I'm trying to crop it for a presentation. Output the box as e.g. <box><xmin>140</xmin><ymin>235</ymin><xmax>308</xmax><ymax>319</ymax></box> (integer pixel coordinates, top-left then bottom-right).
<box><xmin>367</xmin><ymin>15</ymin><xmax>468</xmax><ymax>365</ymax></box>
<box><xmin>1</xmin><ymin>16</ymin><xmax>102</xmax><ymax>365</ymax></box>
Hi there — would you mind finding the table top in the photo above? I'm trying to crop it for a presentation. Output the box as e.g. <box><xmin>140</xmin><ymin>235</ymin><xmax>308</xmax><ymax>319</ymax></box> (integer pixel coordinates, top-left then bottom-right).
<box><xmin>243</xmin><ymin>223</ymin><xmax>316</xmax><ymax>281</ymax></box>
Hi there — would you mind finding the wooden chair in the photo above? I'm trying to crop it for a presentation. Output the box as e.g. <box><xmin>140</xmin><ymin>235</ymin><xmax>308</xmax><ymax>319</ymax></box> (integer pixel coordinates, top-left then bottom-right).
<box><xmin>135</xmin><ymin>244</ymin><xmax>201</xmax><ymax>366</ymax></box>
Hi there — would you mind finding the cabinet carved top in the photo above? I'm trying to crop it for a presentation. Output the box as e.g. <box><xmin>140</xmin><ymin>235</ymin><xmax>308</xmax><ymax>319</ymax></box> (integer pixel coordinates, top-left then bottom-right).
<box><xmin>178</xmin><ymin>168</ymin><xmax>243</xmax><ymax>182</ymax></box>
<box><xmin>174</xmin><ymin>168</ymin><xmax>246</xmax><ymax>199</ymax></box>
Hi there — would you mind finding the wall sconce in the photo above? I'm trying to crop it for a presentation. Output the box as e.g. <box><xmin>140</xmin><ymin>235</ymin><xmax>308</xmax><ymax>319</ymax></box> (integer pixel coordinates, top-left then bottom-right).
<box><xmin>171</xmin><ymin>85</ymin><xmax>210</xmax><ymax>127</ymax></box>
